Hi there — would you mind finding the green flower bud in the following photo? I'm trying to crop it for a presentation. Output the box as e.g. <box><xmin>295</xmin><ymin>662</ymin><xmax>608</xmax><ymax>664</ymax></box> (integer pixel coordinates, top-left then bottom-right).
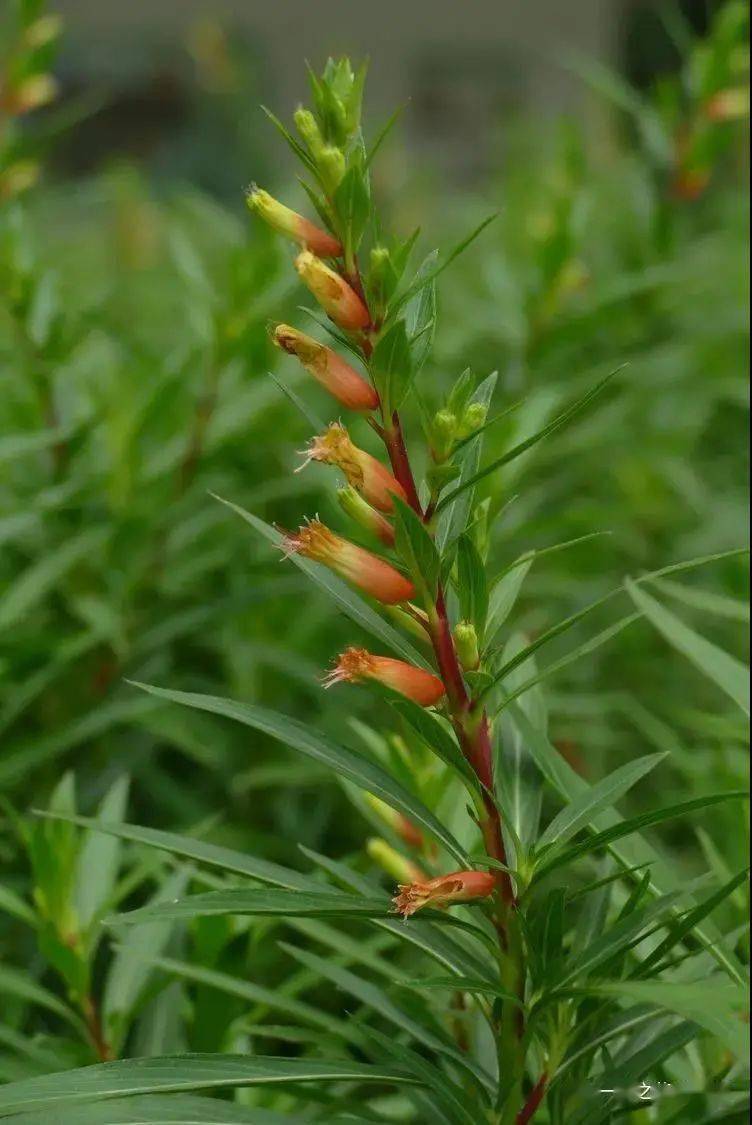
<box><xmin>453</xmin><ymin>620</ymin><xmax>480</xmax><ymax>671</ymax></box>
<box><xmin>426</xmin><ymin>462</ymin><xmax>461</xmax><ymax>493</ymax></box>
<box><xmin>294</xmin><ymin>106</ymin><xmax>325</xmax><ymax>159</ymax></box>
<box><xmin>319</xmin><ymin>145</ymin><xmax>346</xmax><ymax>194</ymax></box>
<box><xmin>366</xmin><ymin>838</ymin><xmax>423</xmax><ymax>884</ymax></box>
<box><xmin>456</xmin><ymin>402</ymin><xmax>488</xmax><ymax>440</ymax></box>
<box><xmin>431</xmin><ymin>409</ymin><xmax>457</xmax><ymax>461</ymax></box>
<box><xmin>336</xmin><ymin>486</ymin><xmax>394</xmax><ymax>546</ymax></box>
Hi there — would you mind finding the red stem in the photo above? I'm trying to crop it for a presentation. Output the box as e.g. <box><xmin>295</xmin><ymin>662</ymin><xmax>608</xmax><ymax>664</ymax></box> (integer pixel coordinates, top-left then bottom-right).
<box><xmin>383</xmin><ymin>411</ymin><xmax>423</xmax><ymax>515</ymax></box>
<box><xmin>516</xmin><ymin>1073</ymin><xmax>548</xmax><ymax>1125</ymax></box>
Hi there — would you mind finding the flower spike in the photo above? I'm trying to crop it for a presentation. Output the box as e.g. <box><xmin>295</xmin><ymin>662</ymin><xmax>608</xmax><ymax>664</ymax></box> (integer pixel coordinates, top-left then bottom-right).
<box><xmin>246</xmin><ymin>187</ymin><xmax>342</xmax><ymax>257</ymax></box>
<box><xmin>392</xmin><ymin>870</ymin><xmax>496</xmax><ymax>918</ymax></box>
<box><xmin>281</xmin><ymin>520</ymin><xmax>414</xmax><ymax>605</ymax></box>
<box><xmin>273</xmin><ymin>325</ymin><xmax>379</xmax><ymax>412</ymax></box>
<box><xmin>324</xmin><ymin>647</ymin><xmax>445</xmax><ymax>707</ymax></box>
<box><xmin>300</xmin><ymin>422</ymin><xmax>406</xmax><ymax>513</ymax></box>
<box><xmin>295</xmin><ymin>250</ymin><xmax>370</xmax><ymax>331</ymax></box>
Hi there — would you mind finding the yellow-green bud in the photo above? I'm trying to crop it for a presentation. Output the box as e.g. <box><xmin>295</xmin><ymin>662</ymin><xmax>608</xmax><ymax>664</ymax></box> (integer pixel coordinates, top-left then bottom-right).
<box><xmin>384</xmin><ymin>604</ymin><xmax>430</xmax><ymax>645</ymax></box>
<box><xmin>431</xmin><ymin>409</ymin><xmax>457</xmax><ymax>461</ymax></box>
<box><xmin>337</xmin><ymin>486</ymin><xmax>394</xmax><ymax>546</ymax></box>
<box><xmin>453</xmin><ymin>621</ymin><xmax>480</xmax><ymax>671</ymax></box>
<box><xmin>456</xmin><ymin>402</ymin><xmax>488</xmax><ymax>440</ymax></box>
<box><xmin>366</xmin><ymin>838</ymin><xmax>424</xmax><ymax>884</ymax></box>
<box><xmin>24</xmin><ymin>14</ymin><xmax>63</xmax><ymax>48</ymax></box>
<box><xmin>293</xmin><ymin>106</ymin><xmax>325</xmax><ymax>159</ymax></box>
<box><xmin>318</xmin><ymin>145</ymin><xmax>346</xmax><ymax>194</ymax></box>
<box><xmin>426</xmin><ymin>462</ymin><xmax>460</xmax><ymax>493</ymax></box>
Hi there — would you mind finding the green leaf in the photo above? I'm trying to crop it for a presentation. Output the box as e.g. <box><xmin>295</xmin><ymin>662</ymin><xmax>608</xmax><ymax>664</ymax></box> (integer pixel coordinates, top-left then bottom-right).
<box><xmin>551</xmin><ymin>891</ymin><xmax>683</xmax><ymax>990</ymax></box>
<box><xmin>103</xmin><ymin>869</ymin><xmax>188</xmax><ymax>1051</ymax></box>
<box><xmin>392</xmin><ymin>496</ymin><xmax>439</xmax><ymax>597</ymax></box>
<box><xmin>38</xmin><ymin>815</ymin><xmax>310</xmax><ymax>891</ymax></box>
<box><xmin>391</xmin><ymin>700</ymin><xmax>481</xmax><ymax>792</ymax></box>
<box><xmin>333</xmin><ymin>164</ymin><xmax>370</xmax><ymax>255</ymax></box>
<box><xmin>434</xmin><ymin>369</ymin><xmax>619</xmax><ymax>517</ymax></box>
<box><xmin>485</xmin><ymin>557</ymin><xmax>533</xmax><ymax>646</ymax></box>
<box><xmin>370</xmin><ymin>319</ymin><xmax>413</xmax><ymax>412</ymax></box>
<box><xmin>0</xmin><ymin>529</ymin><xmax>107</xmax><ymax>632</ymax></box>
<box><xmin>585</xmin><ymin>979</ymin><xmax>749</xmax><ymax>1061</ymax></box>
<box><xmin>405</xmin><ymin>250</ymin><xmax>438</xmax><ymax>376</ymax></box>
<box><xmin>0</xmin><ymin>1094</ymin><xmax>314</xmax><ymax>1124</ymax></box>
<box><xmin>390</xmin><ymin>213</ymin><xmax>497</xmax><ymax>314</ymax></box>
<box><xmin>484</xmin><ymin>598</ymin><xmax>640</xmax><ymax>706</ymax></box>
<box><xmin>75</xmin><ymin>776</ymin><xmax>130</xmax><ymax>931</ymax></box>
<box><xmin>365</xmin><ymin>103</ymin><xmax>406</xmax><ymax>167</ymax></box>
<box><xmin>535</xmin><ymin>791</ymin><xmax>749</xmax><ymax>881</ymax></box>
<box><xmin>212</xmin><ymin>496</ymin><xmax>430</xmax><ymax>668</ymax></box>
<box><xmin>456</xmin><ymin>535</ymin><xmax>488</xmax><ymax>637</ymax></box>
<box><xmin>109</xmin><ymin>949</ymin><xmax>359</xmax><ymax>1045</ymax></box>
<box><xmin>107</xmin><ymin>888</ymin><xmax>392</xmax><ymax>926</ymax></box>
<box><xmin>259</xmin><ymin>105</ymin><xmax>317</xmax><ymax>172</ymax></box>
<box><xmin>266</xmin><ymin>370</ymin><xmax>325</xmax><ymax>431</ymax></box>
<box><xmin>626</xmin><ymin>578</ymin><xmax>750</xmax><ymax>715</ymax></box>
<box><xmin>536</xmin><ymin>753</ymin><xmax>667</xmax><ymax>853</ymax></box>
<box><xmin>507</xmin><ymin>703</ymin><xmax>748</xmax><ymax>984</ymax></box>
<box><xmin>128</xmin><ymin>682</ymin><xmax>470</xmax><ymax>867</ymax></box>
<box><xmin>400</xmin><ymin>977</ymin><xmax>522</xmax><ymax>1005</ymax></box>
<box><xmin>634</xmin><ymin>867</ymin><xmax>750</xmax><ymax>979</ymax></box>
<box><xmin>0</xmin><ymin>1054</ymin><xmax>417</xmax><ymax>1116</ymax></box>
<box><xmin>0</xmin><ymin>966</ymin><xmax>85</xmax><ymax>1037</ymax></box>
<box><xmin>281</xmin><ymin>944</ymin><xmax>494</xmax><ymax>1094</ymax></box>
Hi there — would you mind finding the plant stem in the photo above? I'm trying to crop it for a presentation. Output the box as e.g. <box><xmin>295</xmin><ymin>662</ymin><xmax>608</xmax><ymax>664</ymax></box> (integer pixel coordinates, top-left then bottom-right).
<box><xmin>81</xmin><ymin>995</ymin><xmax>113</xmax><ymax>1062</ymax></box>
<box><xmin>516</xmin><ymin>1073</ymin><xmax>548</xmax><ymax>1125</ymax></box>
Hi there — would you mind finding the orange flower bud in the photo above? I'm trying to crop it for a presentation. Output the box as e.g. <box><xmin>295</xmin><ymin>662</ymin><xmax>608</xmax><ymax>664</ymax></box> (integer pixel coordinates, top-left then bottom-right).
<box><xmin>273</xmin><ymin>325</ymin><xmax>379</xmax><ymax>412</ymax></box>
<box><xmin>324</xmin><ymin>646</ymin><xmax>445</xmax><ymax>707</ymax></box>
<box><xmin>300</xmin><ymin>423</ymin><xmax>405</xmax><ymax>513</ymax></box>
<box><xmin>392</xmin><ymin>869</ymin><xmax>495</xmax><ymax>918</ymax></box>
<box><xmin>246</xmin><ymin>187</ymin><xmax>342</xmax><ymax>257</ymax></box>
<box><xmin>281</xmin><ymin>520</ymin><xmax>414</xmax><ymax>604</ymax></box>
<box><xmin>295</xmin><ymin>251</ymin><xmax>370</xmax><ymax>331</ymax></box>
<box><xmin>364</xmin><ymin>794</ymin><xmax>426</xmax><ymax>851</ymax></box>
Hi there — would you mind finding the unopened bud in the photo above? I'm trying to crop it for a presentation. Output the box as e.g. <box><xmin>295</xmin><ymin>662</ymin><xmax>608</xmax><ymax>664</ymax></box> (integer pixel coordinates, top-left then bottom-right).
<box><xmin>705</xmin><ymin>87</ymin><xmax>749</xmax><ymax>122</ymax></box>
<box><xmin>8</xmin><ymin>74</ymin><xmax>58</xmax><ymax>114</ymax></box>
<box><xmin>363</xmin><ymin>795</ymin><xmax>425</xmax><ymax>850</ymax></box>
<box><xmin>294</xmin><ymin>106</ymin><xmax>326</xmax><ymax>158</ymax></box>
<box><xmin>25</xmin><ymin>14</ymin><xmax>63</xmax><ymax>48</ymax></box>
<box><xmin>384</xmin><ymin>604</ymin><xmax>430</xmax><ymax>645</ymax></box>
<box><xmin>337</xmin><ymin>486</ymin><xmax>395</xmax><ymax>546</ymax></box>
<box><xmin>431</xmin><ymin>410</ymin><xmax>457</xmax><ymax>461</ymax></box>
<box><xmin>318</xmin><ymin>145</ymin><xmax>346</xmax><ymax>194</ymax></box>
<box><xmin>0</xmin><ymin>159</ymin><xmax>40</xmax><ymax>200</ymax></box>
<box><xmin>273</xmin><ymin>324</ymin><xmax>378</xmax><ymax>412</ymax></box>
<box><xmin>453</xmin><ymin>621</ymin><xmax>480</xmax><ymax>671</ymax></box>
<box><xmin>367</xmin><ymin>839</ymin><xmax>425</xmax><ymax>884</ymax></box>
<box><xmin>247</xmin><ymin>187</ymin><xmax>342</xmax><ymax>257</ymax></box>
<box><xmin>456</xmin><ymin>402</ymin><xmax>488</xmax><ymax>441</ymax></box>
<box><xmin>295</xmin><ymin>250</ymin><xmax>370</xmax><ymax>331</ymax></box>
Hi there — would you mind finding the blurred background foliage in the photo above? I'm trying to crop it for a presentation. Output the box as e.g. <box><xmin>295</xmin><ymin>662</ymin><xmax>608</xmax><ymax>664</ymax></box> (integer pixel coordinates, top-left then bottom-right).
<box><xmin>0</xmin><ymin>0</ymin><xmax>749</xmax><ymax>1084</ymax></box>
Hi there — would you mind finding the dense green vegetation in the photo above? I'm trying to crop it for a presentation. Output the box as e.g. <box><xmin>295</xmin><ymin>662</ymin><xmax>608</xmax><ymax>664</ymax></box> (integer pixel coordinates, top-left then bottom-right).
<box><xmin>0</xmin><ymin>2</ymin><xmax>749</xmax><ymax>1122</ymax></box>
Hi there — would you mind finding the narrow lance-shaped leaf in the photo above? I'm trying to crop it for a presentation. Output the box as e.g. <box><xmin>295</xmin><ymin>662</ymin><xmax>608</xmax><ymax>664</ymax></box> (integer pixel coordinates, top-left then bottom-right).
<box><xmin>535</xmin><ymin>753</ymin><xmax>668</xmax><ymax>853</ymax></box>
<box><xmin>626</xmin><ymin>577</ymin><xmax>750</xmax><ymax>716</ymax></box>
<box><xmin>129</xmin><ymin>681</ymin><xmax>471</xmax><ymax>867</ymax></box>
<box><xmin>0</xmin><ymin>1055</ymin><xmax>418</xmax><ymax>1116</ymax></box>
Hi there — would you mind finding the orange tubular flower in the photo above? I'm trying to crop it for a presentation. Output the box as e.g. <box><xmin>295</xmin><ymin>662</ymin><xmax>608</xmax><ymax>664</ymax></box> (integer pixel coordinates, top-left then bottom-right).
<box><xmin>392</xmin><ymin>869</ymin><xmax>496</xmax><ymax>918</ymax></box>
<box><xmin>300</xmin><ymin>423</ymin><xmax>406</xmax><ymax>513</ymax></box>
<box><xmin>295</xmin><ymin>250</ymin><xmax>370</xmax><ymax>331</ymax></box>
<box><xmin>273</xmin><ymin>325</ymin><xmax>379</xmax><ymax>412</ymax></box>
<box><xmin>324</xmin><ymin>647</ymin><xmax>445</xmax><ymax>707</ymax></box>
<box><xmin>246</xmin><ymin>187</ymin><xmax>342</xmax><ymax>257</ymax></box>
<box><xmin>281</xmin><ymin>520</ymin><xmax>414</xmax><ymax>605</ymax></box>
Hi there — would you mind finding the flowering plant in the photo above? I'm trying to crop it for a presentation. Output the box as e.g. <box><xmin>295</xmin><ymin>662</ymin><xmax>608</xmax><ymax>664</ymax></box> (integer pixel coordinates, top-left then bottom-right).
<box><xmin>2</xmin><ymin>47</ymin><xmax>748</xmax><ymax>1125</ymax></box>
